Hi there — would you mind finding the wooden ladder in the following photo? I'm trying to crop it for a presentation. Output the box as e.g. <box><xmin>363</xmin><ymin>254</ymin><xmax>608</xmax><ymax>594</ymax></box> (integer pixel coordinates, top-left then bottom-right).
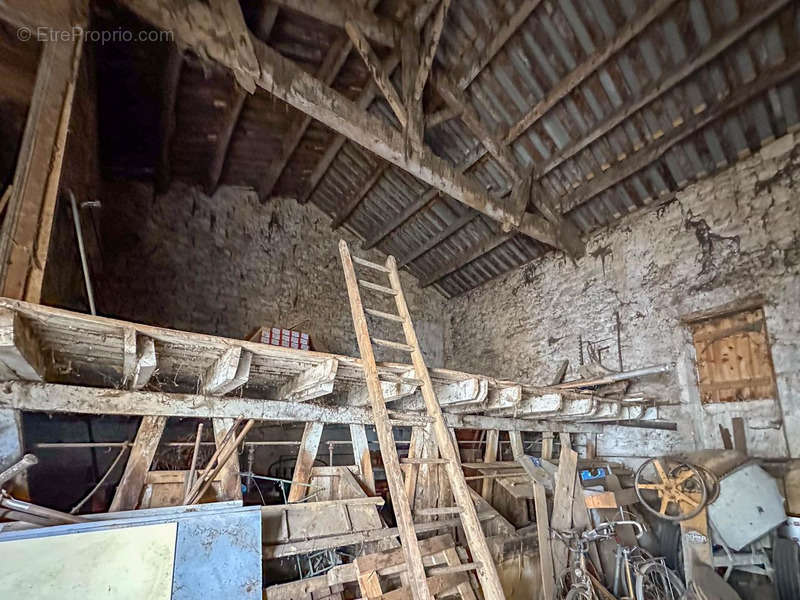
<box><xmin>338</xmin><ymin>240</ymin><xmax>505</xmax><ymax>600</ymax></box>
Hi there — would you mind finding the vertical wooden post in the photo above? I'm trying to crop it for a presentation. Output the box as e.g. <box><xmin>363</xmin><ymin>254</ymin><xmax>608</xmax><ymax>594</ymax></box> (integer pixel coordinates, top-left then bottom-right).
<box><xmin>288</xmin><ymin>422</ymin><xmax>324</xmax><ymax>502</ymax></box>
<box><xmin>510</xmin><ymin>430</ymin><xmax>555</xmax><ymax>600</ymax></box>
<box><xmin>541</xmin><ymin>432</ymin><xmax>553</xmax><ymax>459</ymax></box>
<box><xmin>350</xmin><ymin>424</ymin><xmax>375</xmax><ymax>494</ymax></box>
<box><xmin>481</xmin><ymin>429</ymin><xmax>499</xmax><ymax>500</ymax></box>
<box><xmin>213</xmin><ymin>418</ymin><xmax>243</xmax><ymax>501</ymax></box>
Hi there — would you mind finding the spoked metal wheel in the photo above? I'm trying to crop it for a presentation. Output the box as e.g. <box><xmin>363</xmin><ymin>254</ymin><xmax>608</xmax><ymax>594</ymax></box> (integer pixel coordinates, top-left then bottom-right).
<box><xmin>634</xmin><ymin>458</ymin><xmax>707</xmax><ymax>521</ymax></box>
<box><xmin>634</xmin><ymin>560</ymin><xmax>686</xmax><ymax>600</ymax></box>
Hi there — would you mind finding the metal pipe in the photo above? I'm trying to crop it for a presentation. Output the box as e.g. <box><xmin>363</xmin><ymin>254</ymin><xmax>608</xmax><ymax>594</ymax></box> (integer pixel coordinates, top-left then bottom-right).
<box><xmin>556</xmin><ymin>363</ymin><xmax>672</xmax><ymax>389</ymax></box>
<box><xmin>68</xmin><ymin>190</ymin><xmax>96</xmax><ymax>316</ymax></box>
<box><xmin>0</xmin><ymin>492</ymin><xmax>87</xmax><ymax>525</ymax></box>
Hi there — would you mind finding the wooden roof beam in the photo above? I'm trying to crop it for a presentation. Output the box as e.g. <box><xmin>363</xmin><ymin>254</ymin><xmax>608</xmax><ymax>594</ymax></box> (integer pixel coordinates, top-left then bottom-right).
<box><xmin>155</xmin><ymin>46</ymin><xmax>183</xmax><ymax>194</ymax></box>
<box><xmin>536</xmin><ymin>0</ymin><xmax>791</xmax><ymax>179</ymax></box>
<box><xmin>503</xmin><ymin>0</ymin><xmax>678</xmax><ymax>146</ymax></box>
<box><xmin>562</xmin><ymin>53</ymin><xmax>800</xmax><ymax>213</ymax></box>
<box><xmin>207</xmin><ymin>2</ymin><xmax>280</xmax><ymax>195</ymax></box>
<box><xmin>297</xmin><ymin>1</ymin><xmax>439</xmax><ymax>204</ymax></box>
<box><xmin>331</xmin><ymin>162</ymin><xmax>389</xmax><ymax>229</ymax></box>
<box><xmin>421</xmin><ymin>230</ymin><xmax>512</xmax><ymax>287</ymax></box>
<box><xmin>413</xmin><ymin>0</ymin><xmax>450</xmax><ymax>103</ymax></box>
<box><xmin>271</xmin><ymin>0</ymin><xmax>399</xmax><ymax>48</ymax></box>
<box><xmin>346</xmin><ymin>21</ymin><xmax>408</xmax><ymax>128</ymax></box>
<box><xmin>258</xmin><ymin>1</ymin><xmax>378</xmax><ymax>201</ymax></box>
<box><xmin>455</xmin><ymin>0</ymin><xmax>543</xmax><ymax>89</ymax></box>
<box><xmin>397</xmin><ymin>212</ymin><xmax>477</xmax><ymax>268</ymax></box>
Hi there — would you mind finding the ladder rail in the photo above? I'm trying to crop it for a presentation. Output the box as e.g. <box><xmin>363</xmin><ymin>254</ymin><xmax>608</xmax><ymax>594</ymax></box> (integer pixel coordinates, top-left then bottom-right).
<box><xmin>338</xmin><ymin>241</ymin><xmax>433</xmax><ymax>600</ymax></box>
<box><xmin>385</xmin><ymin>254</ymin><xmax>507</xmax><ymax>600</ymax></box>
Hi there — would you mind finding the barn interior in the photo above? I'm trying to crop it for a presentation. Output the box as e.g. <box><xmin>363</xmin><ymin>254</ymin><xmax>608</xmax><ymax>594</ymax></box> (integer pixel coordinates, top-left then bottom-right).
<box><xmin>0</xmin><ymin>0</ymin><xmax>798</xmax><ymax>599</ymax></box>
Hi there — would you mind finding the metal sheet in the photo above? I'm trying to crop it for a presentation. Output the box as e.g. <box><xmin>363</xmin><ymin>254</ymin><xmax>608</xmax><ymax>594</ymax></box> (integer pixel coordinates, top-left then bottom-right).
<box><xmin>708</xmin><ymin>463</ymin><xmax>787</xmax><ymax>551</ymax></box>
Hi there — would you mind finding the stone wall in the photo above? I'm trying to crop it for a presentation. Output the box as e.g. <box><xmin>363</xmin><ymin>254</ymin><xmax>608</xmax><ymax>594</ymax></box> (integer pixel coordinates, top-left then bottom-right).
<box><xmin>446</xmin><ymin>135</ymin><xmax>800</xmax><ymax>460</ymax></box>
<box><xmin>97</xmin><ymin>181</ymin><xmax>447</xmax><ymax>365</ymax></box>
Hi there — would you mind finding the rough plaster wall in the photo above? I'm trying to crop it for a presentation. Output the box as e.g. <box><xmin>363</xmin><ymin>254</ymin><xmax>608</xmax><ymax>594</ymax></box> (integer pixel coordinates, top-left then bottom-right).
<box><xmin>97</xmin><ymin>181</ymin><xmax>447</xmax><ymax>365</ymax></box>
<box><xmin>446</xmin><ymin>135</ymin><xmax>800</xmax><ymax>460</ymax></box>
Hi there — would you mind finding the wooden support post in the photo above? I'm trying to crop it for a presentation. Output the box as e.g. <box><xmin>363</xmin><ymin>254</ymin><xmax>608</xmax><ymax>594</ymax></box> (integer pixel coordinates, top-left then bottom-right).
<box><xmin>350</xmin><ymin>423</ymin><xmax>375</xmax><ymax>494</ymax></box>
<box><xmin>0</xmin><ymin>28</ymin><xmax>85</xmax><ymax>302</ymax></box>
<box><xmin>122</xmin><ymin>329</ymin><xmax>157</xmax><ymax>390</ymax></box>
<box><xmin>278</xmin><ymin>358</ymin><xmax>338</xmax><ymax>402</ymax></box>
<box><xmin>288</xmin><ymin>422</ymin><xmax>324</xmax><ymax>502</ymax></box>
<box><xmin>550</xmin><ymin>444</ymin><xmax>578</xmax><ymax>578</ymax></box>
<box><xmin>510</xmin><ymin>430</ymin><xmax>554</xmax><ymax>600</ymax></box>
<box><xmin>481</xmin><ymin>429</ymin><xmax>499</xmax><ymax>500</ymax></box>
<box><xmin>109</xmin><ymin>415</ymin><xmax>167</xmax><ymax>511</ymax></box>
<box><xmin>541</xmin><ymin>432</ymin><xmax>553</xmax><ymax>460</ymax></box>
<box><xmin>213</xmin><ymin>417</ymin><xmax>243</xmax><ymax>500</ymax></box>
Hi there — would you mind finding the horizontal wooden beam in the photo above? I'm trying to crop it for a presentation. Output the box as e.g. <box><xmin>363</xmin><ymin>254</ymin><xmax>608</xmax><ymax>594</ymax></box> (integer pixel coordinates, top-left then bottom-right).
<box><xmin>270</xmin><ymin>0</ymin><xmax>399</xmax><ymax>48</ymax></box>
<box><xmin>0</xmin><ymin>309</ymin><xmax>44</xmax><ymax>381</ymax></box>
<box><xmin>562</xmin><ymin>53</ymin><xmax>800</xmax><ymax>213</ymax></box>
<box><xmin>0</xmin><ymin>382</ymin><xmax>602</xmax><ymax>431</ymax></box>
<box><xmin>278</xmin><ymin>358</ymin><xmax>338</xmax><ymax>402</ymax></box>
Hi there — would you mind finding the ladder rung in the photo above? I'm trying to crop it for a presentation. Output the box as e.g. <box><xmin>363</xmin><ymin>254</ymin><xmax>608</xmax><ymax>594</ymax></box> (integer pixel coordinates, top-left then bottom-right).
<box><xmin>353</xmin><ymin>255</ymin><xmax>390</xmax><ymax>273</ymax></box>
<box><xmin>365</xmin><ymin>307</ymin><xmax>404</xmax><ymax>323</ymax></box>
<box><xmin>414</xmin><ymin>507</ymin><xmax>463</xmax><ymax>516</ymax></box>
<box><xmin>400</xmin><ymin>458</ymin><xmax>450</xmax><ymax>465</ymax></box>
<box><xmin>359</xmin><ymin>279</ymin><xmax>397</xmax><ymax>295</ymax></box>
<box><xmin>373</xmin><ymin>338</ymin><xmax>414</xmax><ymax>352</ymax></box>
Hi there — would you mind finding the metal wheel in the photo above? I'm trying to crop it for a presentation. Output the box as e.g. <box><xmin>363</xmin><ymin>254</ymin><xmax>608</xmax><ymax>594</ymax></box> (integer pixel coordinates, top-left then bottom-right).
<box><xmin>634</xmin><ymin>458</ymin><xmax>707</xmax><ymax>522</ymax></box>
<box><xmin>634</xmin><ymin>559</ymin><xmax>686</xmax><ymax>600</ymax></box>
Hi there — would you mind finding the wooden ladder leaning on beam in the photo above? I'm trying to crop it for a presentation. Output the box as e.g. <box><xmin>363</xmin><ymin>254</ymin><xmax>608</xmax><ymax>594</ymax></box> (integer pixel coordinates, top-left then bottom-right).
<box><xmin>339</xmin><ymin>241</ymin><xmax>505</xmax><ymax>600</ymax></box>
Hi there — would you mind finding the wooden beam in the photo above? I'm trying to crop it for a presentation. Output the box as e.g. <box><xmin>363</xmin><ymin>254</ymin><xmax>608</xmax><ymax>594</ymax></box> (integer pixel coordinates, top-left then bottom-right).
<box><xmin>271</xmin><ymin>0</ymin><xmax>399</xmax><ymax>48</ymax></box>
<box><xmin>421</xmin><ymin>231</ymin><xmax>511</xmax><ymax>287</ymax></box>
<box><xmin>209</xmin><ymin>0</ymin><xmax>259</xmax><ymax>92</ymax></box>
<box><xmin>288</xmin><ymin>422</ymin><xmax>324</xmax><ymax>501</ymax></box>
<box><xmin>503</xmin><ymin>0</ymin><xmax>678</xmax><ymax>145</ymax></box>
<box><xmin>0</xmin><ymin>33</ymin><xmax>84</xmax><ymax>302</ymax></box>
<box><xmin>436</xmin><ymin>377</ymin><xmax>486</xmax><ymax>406</ymax></box>
<box><xmin>562</xmin><ymin>54</ymin><xmax>800</xmax><ymax>213</ymax></box>
<box><xmin>537</xmin><ymin>0</ymin><xmax>791</xmax><ymax>179</ymax></box>
<box><xmin>331</xmin><ymin>162</ymin><xmax>388</xmax><ymax>229</ymax></box>
<box><xmin>401</xmin><ymin>23</ymin><xmax>423</xmax><ymax>149</ymax></box>
<box><xmin>425</xmin><ymin>106</ymin><xmax>460</xmax><ymax>129</ymax></box>
<box><xmin>350</xmin><ymin>424</ymin><xmax>375</xmax><ymax>494</ymax></box>
<box><xmin>202</xmin><ymin>346</ymin><xmax>252</xmax><ymax>395</ymax></box>
<box><xmin>278</xmin><ymin>358</ymin><xmax>338</xmax><ymax>402</ymax></box>
<box><xmin>207</xmin><ymin>87</ymin><xmax>247</xmax><ymax>195</ymax></box>
<box><xmin>109</xmin><ymin>415</ymin><xmax>166</xmax><ymax>511</ymax></box>
<box><xmin>455</xmin><ymin>0</ymin><xmax>542</xmax><ymax>88</ymax></box>
<box><xmin>480</xmin><ymin>430</ymin><xmax>499</xmax><ymax>500</ymax></box>
<box><xmin>413</xmin><ymin>0</ymin><xmax>450</xmax><ymax>102</ymax></box>
<box><xmin>550</xmin><ymin>444</ymin><xmax>578</xmax><ymax>578</ymax></box>
<box><xmin>346</xmin><ymin>21</ymin><xmax>407</xmax><ymax>128</ymax></box>
<box><xmin>213</xmin><ymin>417</ymin><xmax>243</xmax><ymax>500</ymax></box>
<box><xmin>122</xmin><ymin>329</ymin><xmax>157</xmax><ymax>390</ymax></box>
<box><xmin>0</xmin><ymin>309</ymin><xmax>44</xmax><ymax>381</ymax></box>
<box><xmin>155</xmin><ymin>45</ymin><xmax>183</xmax><ymax>194</ymax></box>
<box><xmin>509</xmin><ymin>431</ymin><xmax>555</xmax><ymax>600</ymax></box>
<box><xmin>0</xmin><ymin>381</ymin><xmax>603</xmax><ymax>431</ymax></box>
<box><xmin>258</xmin><ymin>0</ymin><xmax>371</xmax><ymax>201</ymax></box>
<box><xmin>363</xmin><ymin>188</ymin><xmax>439</xmax><ymax>250</ymax></box>
<box><xmin>397</xmin><ymin>212</ymin><xmax>476</xmax><ymax>267</ymax></box>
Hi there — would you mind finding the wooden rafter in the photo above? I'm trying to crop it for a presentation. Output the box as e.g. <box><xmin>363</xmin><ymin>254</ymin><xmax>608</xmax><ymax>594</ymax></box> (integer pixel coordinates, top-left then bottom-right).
<box><xmin>207</xmin><ymin>1</ymin><xmax>280</xmax><ymax>195</ymax></box>
<box><xmin>536</xmin><ymin>0</ymin><xmax>791</xmax><ymax>180</ymax></box>
<box><xmin>562</xmin><ymin>53</ymin><xmax>800</xmax><ymax>213</ymax></box>
<box><xmin>346</xmin><ymin>21</ymin><xmax>408</xmax><ymax>128</ymax></box>
<box><xmin>413</xmin><ymin>0</ymin><xmax>450</xmax><ymax>102</ymax></box>
<box><xmin>397</xmin><ymin>212</ymin><xmax>477</xmax><ymax>268</ymax></box>
<box><xmin>155</xmin><ymin>45</ymin><xmax>183</xmax><ymax>194</ymax></box>
<box><xmin>503</xmin><ymin>0</ymin><xmax>678</xmax><ymax>145</ymax></box>
<box><xmin>257</xmin><ymin>1</ymin><xmax>379</xmax><ymax>202</ymax></box>
<box><xmin>455</xmin><ymin>0</ymin><xmax>543</xmax><ymax>89</ymax></box>
<box><xmin>270</xmin><ymin>0</ymin><xmax>398</xmax><ymax>48</ymax></box>
<box><xmin>331</xmin><ymin>162</ymin><xmax>388</xmax><ymax>229</ymax></box>
<box><xmin>420</xmin><ymin>230</ymin><xmax>512</xmax><ymax>287</ymax></box>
